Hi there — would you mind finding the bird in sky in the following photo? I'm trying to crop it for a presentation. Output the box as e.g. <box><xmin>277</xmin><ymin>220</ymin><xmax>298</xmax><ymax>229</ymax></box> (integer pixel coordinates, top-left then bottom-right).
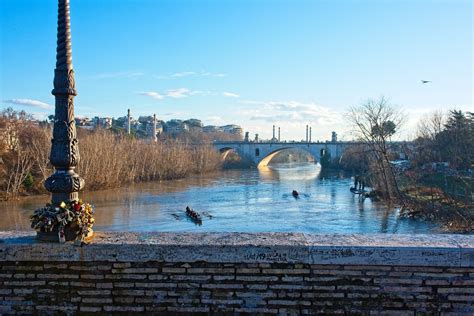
<box><xmin>421</xmin><ymin>80</ymin><xmax>432</xmax><ymax>84</ymax></box>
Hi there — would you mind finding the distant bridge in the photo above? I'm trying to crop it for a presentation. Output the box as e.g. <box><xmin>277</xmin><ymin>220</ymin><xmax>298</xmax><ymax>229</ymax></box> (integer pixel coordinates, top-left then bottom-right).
<box><xmin>213</xmin><ymin>141</ymin><xmax>354</xmax><ymax>167</ymax></box>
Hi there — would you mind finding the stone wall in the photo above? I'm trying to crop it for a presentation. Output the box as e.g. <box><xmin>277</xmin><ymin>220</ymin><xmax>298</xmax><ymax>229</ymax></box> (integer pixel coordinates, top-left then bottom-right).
<box><xmin>1</xmin><ymin>231</ymin><xmax>473</xmax><ymax>314</ymax></box>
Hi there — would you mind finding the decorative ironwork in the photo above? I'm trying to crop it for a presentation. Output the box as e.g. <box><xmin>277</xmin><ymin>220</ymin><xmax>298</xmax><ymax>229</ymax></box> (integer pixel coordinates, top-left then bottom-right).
<box><xmin>45</xmin><ymin>0</ymin><xmax>84</xmax><ymax>205</ymax></box>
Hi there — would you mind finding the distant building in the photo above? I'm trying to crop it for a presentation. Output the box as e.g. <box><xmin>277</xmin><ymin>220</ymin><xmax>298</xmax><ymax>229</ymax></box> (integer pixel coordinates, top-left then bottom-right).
<box><xmin>203</xmin><ymin>124</ymin><xmax>242</xmax><ymax>136</ymax></box>
<box><xmin>130</xmin><ymin>120</ymin><xmax>141</xmax><ymax>131</ymax></box>
<box><xmin>222</xmin><ymin>124</ymin><xmax>242</xmax><ymax>135</ymax></box>
<box><xmin>137</xmin><ymin>116</ymin><xmax>163</xmax><ymax>137</ymax></box>
<box><xmin>145</xmin><ymin>121</ymin><xmax>163</xmax><ymax>136</ymax></box>
<box><xmin>75</xmin><ymin>117</ymin><xmax>93</xmax><ymax>130</ymax></box>
<box><xmin>75</xmin><ymin>117</ymin><xmax>93</xmax><ymax>127</ymax></box>
<box><xmin>116</xmin><ymin>115</ymin><xmax>140</xmax><ymax>131</ymax></box>
<box><xmin>167</xmin><ymin>123</ymin><xmax>189</xmax><ymax>134</ymax></box>
<box><xmin>203</xmin><ymin>125</ymin><xmax>220</xmax><ymax>133</ymax></box>
<box><xmin>331</xmin><ymin>131</ymin><xmax>338</xmax><ymax>142</ymax></box>
<box><xmin>72</xmin><ymin>112</ymin><xmax>240</xmax><ymax>138</ymax></box>
<box><xmin>92</xmin><ymin>117</ymin><xmax>112</xmax><ymax>129</ymax></box>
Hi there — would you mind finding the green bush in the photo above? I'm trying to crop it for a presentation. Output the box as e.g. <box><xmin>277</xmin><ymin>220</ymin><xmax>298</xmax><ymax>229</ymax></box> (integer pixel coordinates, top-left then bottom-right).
<box><xmin>23</xmin><ymin>172</ymin><xmax>34</xmax><ymax>188</ymax></box>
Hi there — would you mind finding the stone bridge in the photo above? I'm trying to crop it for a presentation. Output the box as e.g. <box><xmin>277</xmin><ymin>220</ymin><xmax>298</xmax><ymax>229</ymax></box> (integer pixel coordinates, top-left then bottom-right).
<box><xmin>214</xmin><ymin>141</ymin><xmax>353</xmax><ymax>167</ymax></box>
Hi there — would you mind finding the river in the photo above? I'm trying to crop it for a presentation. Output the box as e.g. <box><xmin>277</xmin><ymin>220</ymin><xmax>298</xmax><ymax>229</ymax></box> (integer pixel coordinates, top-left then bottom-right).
<box><xmin>0</xmin><ymin>162</ymin><xmax>440</xmax><ymax>234</ymax></box>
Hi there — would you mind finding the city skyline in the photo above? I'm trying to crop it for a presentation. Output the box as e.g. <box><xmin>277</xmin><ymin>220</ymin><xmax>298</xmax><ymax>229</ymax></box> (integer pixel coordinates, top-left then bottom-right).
<box><xmin>1</xmin><ymin>0</ymin><xmax>472</xmax><ymax>141</ymax></box>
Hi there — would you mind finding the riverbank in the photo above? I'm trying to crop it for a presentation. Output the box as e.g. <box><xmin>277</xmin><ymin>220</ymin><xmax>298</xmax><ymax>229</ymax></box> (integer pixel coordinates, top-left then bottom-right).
<box><xmin>1</xmin><ymin>128</ymin><xmax>222</xmax><ymax>200</ymax></box>
<box><xmin>399</xmin><ymin>186</ymin><xmax>473</xmax><ymax>233</ymax></box>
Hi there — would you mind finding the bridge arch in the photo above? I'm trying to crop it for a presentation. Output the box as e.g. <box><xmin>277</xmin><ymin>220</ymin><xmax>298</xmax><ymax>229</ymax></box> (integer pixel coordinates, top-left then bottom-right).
<box><xmin>257</xmin><ymin>147</ymin><xmax>317</xmax><ymax>168</ymax></box>
<box><xmin>218</xmin><ymin>147</ymin><xmax>238</xmax><ymax>161</ymax></box>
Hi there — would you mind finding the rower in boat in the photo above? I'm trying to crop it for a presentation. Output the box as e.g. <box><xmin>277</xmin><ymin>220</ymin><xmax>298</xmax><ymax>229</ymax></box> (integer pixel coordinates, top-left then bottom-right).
<box><xmin>292</xmin><ymin>190</ymin><xmax>299</xmax><ymax>198</ymax></box>
<box><xmin>185</xmin><ymin>206</ymin><xmax>202</xmax><ymax>224</ymax></box>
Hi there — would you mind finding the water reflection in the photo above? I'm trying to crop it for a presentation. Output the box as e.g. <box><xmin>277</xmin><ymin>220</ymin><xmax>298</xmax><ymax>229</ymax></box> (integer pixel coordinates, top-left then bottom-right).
<box><xmin>259</xmin><ymin>162</ymin><xmax>321</xmax><ymax>181</ymax></box>
<box><xmin>0</xmin><ymin>163</ymin><xmax>440</xmax><ymax>234</ymax></box>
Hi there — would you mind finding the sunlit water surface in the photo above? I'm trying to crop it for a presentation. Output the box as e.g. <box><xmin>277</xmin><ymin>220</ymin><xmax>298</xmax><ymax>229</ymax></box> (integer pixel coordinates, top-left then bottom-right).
<box><xmin>0</xmin><ymin>163</ymin><xmax>440</xmax><ymax>234</ymax></box>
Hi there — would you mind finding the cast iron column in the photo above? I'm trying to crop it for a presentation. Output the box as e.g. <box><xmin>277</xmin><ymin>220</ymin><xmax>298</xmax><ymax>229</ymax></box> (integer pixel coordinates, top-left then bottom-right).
<box><xmin>153</xmin><ymin>114</ymin><xmax>157</xmax><ymax>142</ymax></box>
<box><xmin>127</xmin><ymin>109</ymin><xmax>131</xmax><ymax>134</ymax></box>
<box><xmin>45</xmin><ymin>0</ymin><xmax>84</xmax><ymax>205</ymax></box>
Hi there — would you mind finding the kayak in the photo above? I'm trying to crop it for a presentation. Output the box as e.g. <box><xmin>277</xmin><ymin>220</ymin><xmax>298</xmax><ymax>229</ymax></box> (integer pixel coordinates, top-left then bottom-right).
<box><xmin>185</xmin><ymin>208</ymin><xmax>202</xmax><ymax>224</ymax></box>
<box><xmin>350</xmin><ymin>187</ymin><xmax>366</xmax><ymax>194</ymax></box>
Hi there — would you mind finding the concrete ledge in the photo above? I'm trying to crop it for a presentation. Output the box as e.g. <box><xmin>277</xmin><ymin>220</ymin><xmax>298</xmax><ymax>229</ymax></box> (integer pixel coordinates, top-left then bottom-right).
<box><xmin>0</xmin><ymin>231</ymin><xmax>472</xmax><ymax>267</ymax></box>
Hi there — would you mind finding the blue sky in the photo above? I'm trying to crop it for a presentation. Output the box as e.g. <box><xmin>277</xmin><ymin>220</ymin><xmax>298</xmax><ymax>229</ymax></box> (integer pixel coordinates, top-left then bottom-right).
<box><xmin>1</xmin><ymin>0</ymin><xmax>472</xmax><ymax>141</ymax></box>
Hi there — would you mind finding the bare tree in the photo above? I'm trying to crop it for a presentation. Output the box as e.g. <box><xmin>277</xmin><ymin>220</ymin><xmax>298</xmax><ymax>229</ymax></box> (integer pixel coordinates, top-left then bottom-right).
<box><xmin>349</xmin><ymin>96</ymin><xmax>406</xmax><ymax>201</ymax></box>
<box><xmin>415</xmin><ymin>111</ymin><xmax>445</xmax><ymax>164</ymax></box>
<box><xmin>30</xmin><ymin>127</ymin><xmax>52</xmax><ymax>183</ymax></box>
<box><xmin>417</xmin><ymin>111</ymin><xmax>445</xmax><ymax>140</ymax></box>
<box><xmin>4</xmin><ymin>148</ymin><xmax>34</xmax><ymax>200</ymax></box>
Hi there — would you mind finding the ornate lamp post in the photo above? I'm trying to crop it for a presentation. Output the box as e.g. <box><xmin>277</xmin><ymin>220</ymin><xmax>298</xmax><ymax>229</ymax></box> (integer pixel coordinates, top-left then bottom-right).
<box><xmin>45</xmin><ymin>0</ymin><xmax>84</xmax><ymax>205</ymax></box>
<box><xmin>31</xmin><ymin>0</ymin><xmax>94</xmax><ymax>243</ymax></box>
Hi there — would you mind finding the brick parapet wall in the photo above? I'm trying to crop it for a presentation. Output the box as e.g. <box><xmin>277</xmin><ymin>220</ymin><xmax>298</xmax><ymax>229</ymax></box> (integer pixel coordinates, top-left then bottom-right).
<box><xmin>0</xmin><ymin>231</ymin><xmax>473</xmax><ymax>314</ymax></box>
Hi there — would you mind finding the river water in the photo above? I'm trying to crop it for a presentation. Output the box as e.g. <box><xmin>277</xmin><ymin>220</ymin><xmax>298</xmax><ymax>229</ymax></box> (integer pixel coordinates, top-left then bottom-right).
<box><xmin>0</xmin><ymin>163</ymin><xmax>440</xmax><ymax>234</ymax></box>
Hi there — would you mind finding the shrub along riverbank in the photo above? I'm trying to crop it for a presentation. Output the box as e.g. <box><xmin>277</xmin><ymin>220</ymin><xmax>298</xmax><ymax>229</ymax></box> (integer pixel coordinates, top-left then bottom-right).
<box><xmin>343</xmin><ymin>102</ymin><xmax>473</xmax><ymax>233</ymax></box>
<box><xmin>78</xmin><ymin>130</ymin><xmax>221</xmax><ymax>190</ymax></box>
<box><xmin>0</xmin><ymin>109</ymin><xmax>221</xmax><ymax>200</ymax></box>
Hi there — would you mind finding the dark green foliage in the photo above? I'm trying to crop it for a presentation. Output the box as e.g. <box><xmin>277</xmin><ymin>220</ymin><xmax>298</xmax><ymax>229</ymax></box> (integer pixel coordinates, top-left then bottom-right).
<box><xmin>23</xmin><ymin>172</ymin><xmax>34</xmax><ymax>188</ymax></box>
<box><xmin>438</xmin><ymin>110</ymin><xmax>474</xmax><ymax>169</ymax></box>
<box><xmin>416</xmin><ymin>110</ymin><xmax>473</xmax><ymax>170</ymax></box>
<box><xmin>371</xmin><ymin>120</ymin><xmax>396</xmax><ymax>139</ymax></box>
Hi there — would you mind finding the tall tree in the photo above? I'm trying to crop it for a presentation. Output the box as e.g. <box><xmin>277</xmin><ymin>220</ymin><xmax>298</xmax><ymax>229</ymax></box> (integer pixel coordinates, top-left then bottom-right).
<box><xmin>349</xmin><ymin>97</ymin><xmax>405</xmax><ymax>201</ymax></box>
<box><xmin>439</xmin><ymin>110</ymin><xmax>473</xmax><ymax>169</ymax></box>
<box><xmin>415</xmin><ymin>111</ymin><xmax>445</xmax><ymax>164</ymax></box>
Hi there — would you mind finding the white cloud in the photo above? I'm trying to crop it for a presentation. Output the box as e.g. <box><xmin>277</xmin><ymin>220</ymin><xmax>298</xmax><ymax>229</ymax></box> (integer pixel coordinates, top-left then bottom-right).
<box><xmin>163</xmin><ymin>112</ymin><xmax>184</xmax><ymax>117</ymax></box>
<box><xmin>138</xmin><ymin>88</ymin><xmax>211</xmax><ymax>100</ymax></box>
<box><xmin>222</xmin><ymin>92</ymin><xmax>240</xmax><ymax>98</ymax></box>
<box><xmin>138</xmin><ymin>88</ymin><xmax>198</xmax><ymax>100</ymax></box>
<box><xmin>3</xmin><ymin>98</ymin><xmax>52</xmax><ymax>109</ymax></box>
<box><xmin>201</xmin><ymin>71</ymin><xmax>226</xmax><ymax>77</ymax></box>
<box><xmin>171</xmin><ymin>71</ymin><xmax>196</xmax><ymax>78</ymax></box>
<box><xmin>138</xmin><ymin>91</ymin><xmax>164</xmax><ymax>100</ymax></box>
<box><xmin>189</xmin><ymin>90</ymin><xmax>211</xmax><ymax>96</ymax></box>
<box><xmin>235</xmin><ymin>100</ymin><xmax>349</xmax><ymax>141</ymax></box>
<box><xmin>242</xmin><ymin>100</ymin><xmax>341</xmax><ymax>126</ymax></box>
<box><xmin>141</xmin><ymin>89</ymin><xmax>237</xmax><ymax>100</ymax></box>
<box><xmin>166</xmin><ymin>88</ymin><xmax>191</xmax><ymax>98</ymax></box>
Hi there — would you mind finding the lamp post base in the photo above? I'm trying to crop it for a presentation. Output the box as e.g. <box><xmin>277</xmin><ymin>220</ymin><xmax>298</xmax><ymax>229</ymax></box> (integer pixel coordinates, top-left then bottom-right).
<box><xmin>36</xmin><ymin>225</ymin><xmax>94</xmax><ymax>243</ymax></box>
